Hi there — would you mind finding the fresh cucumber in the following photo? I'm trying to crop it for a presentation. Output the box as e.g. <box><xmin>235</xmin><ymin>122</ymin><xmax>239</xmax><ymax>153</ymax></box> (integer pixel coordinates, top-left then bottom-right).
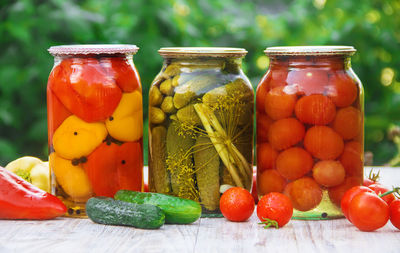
<box><xmin>86</xmin><ymin>197</ymin><xmax>165</xmax><ymax>229</ymax></box>
<box><xmin>114</xmin><ymin>190</ymin><xmax>202</xmax><ymax>224</ymax></box>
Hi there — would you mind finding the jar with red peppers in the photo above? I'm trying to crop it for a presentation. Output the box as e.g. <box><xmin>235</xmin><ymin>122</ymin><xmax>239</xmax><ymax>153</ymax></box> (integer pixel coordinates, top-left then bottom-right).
<box><xmin>47</xmin><ymin>45</ymin><xmax>143</xmax><ymax>217</ymax></box>
<box><xmin>256</xmin><ymin>46</ymin><xmax>364</xmax><ymax>219</ymax></box>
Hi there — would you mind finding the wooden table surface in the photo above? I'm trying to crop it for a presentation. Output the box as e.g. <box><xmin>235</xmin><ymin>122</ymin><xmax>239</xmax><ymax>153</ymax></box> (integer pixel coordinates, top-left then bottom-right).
<box><xmin>1</xmin><ymin>167</ymin><xmax>399</xmax><ymax>253</ymax></box>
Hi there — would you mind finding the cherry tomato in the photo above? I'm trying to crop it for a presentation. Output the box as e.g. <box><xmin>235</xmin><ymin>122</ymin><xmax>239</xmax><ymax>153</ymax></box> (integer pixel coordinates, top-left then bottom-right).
<box><xmin>348</xmin><ymin>192</ymin><xmax>389</xmax><ymax>232</ymax></box>
<box><xmin>220</xmin><ymin>187</ymin><xmax>255</xmax><ymax>222</ymax></box>
<box><xmin>304</xmin><ymin>126</ymin><xmax>344</xmax><ymax>160</ymax></box>
<box><xmin>264</xmin><ymin>86</ymin><xmax>297</xmax><ymax>120</ymax></box>
<box><xmin>328</xmin><ymin>176</ymin><xmax>361</xmax><ymax>206</ymax></box>
<box><xmin>257</xmin><ymin>143</ymin><xmax>278</xmax><ymax>173</ymax></box>
<box><xmin>258</xmin><ymin>169</ymin><xmax>286</xmax><ymax>195</ymax></box>
<box><xmin>256</xmin><ymin>79</ymin><xmax>268</xmax><ymax>112</ymax></box>
<box><xmin>295</xmin><ymin>94</ymin><xmax>336</xmax><ymax>125</ymax></box>
<box><xmin>287</xmin><ymin>69</ymin><xmax>328</xmax><ymax>95</ymax></box>
<box><xmin>268</xmin><ymin>118</ymin><xmax>305</xmax><ymax>150</ymax></box>
<box><xmin>257</xmin><ymin>192</ymin><xmax>293</xmax><ymax>228</ymax></box>
<box><xmin>312</xmin><ymin>160</ymin><xmax>345</xmax><ymax>187</ymax></box>
<box><xmin>332</xmin><ymin>106</ymin><xmax>362</xmax><ymax>140</ymax></box>
<box><xmin>340</xmin><ymin>186</ymin><xmax>374</xmax><ymax>221</ymax></box>
<box><xmin>363</xmin><ymin>169</ymin><xmax>380</xmax><ymax>186</ymax></box>
<box><xmin>284</xmin><ymin>177</ymin><xmax>322</xmax><ymax>212</ymax></box>
<box><xmin>339</xmin><ymin>141</ymin><xmax>363</xmax><ymax>177</ymax></box>
<box><xmin>257</xmin><ymin>113</ymin><xmax>273</xmax><ymax>143</ymax></box>
<box><xmin>368</xmin><ymin>184</ymin><xmax>395</xmax><ymax>205</ymax></box>
<box><xmin>389</xmin><ymin>199</ymin><xmax>400</xmax><ymax>230</ymax></box>
<box><xmin>327</xmin><ymin>72</ymin><xmax>357</xmax><ymax>108</ymax></box>
<box><xmin>276</xmin><ymin>147</ymin><xmax>313</xmax><ymax>181</ymax></box>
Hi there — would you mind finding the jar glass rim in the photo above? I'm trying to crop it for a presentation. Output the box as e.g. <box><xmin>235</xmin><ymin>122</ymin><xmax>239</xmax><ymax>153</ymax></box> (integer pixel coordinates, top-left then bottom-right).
<box><xmin>264</xmin><ymin>46</ymin><xmax>356</xmax><ymax>56</ymax></box>
<box><xmin>48</xmin><ymin>44</ymin><xmax>139</xmax><ymax>56</ymax></box>
<box><xmin>158</xmin><ymin>47</ymin><xmax>247</xmax><ymax>57</ymax></box>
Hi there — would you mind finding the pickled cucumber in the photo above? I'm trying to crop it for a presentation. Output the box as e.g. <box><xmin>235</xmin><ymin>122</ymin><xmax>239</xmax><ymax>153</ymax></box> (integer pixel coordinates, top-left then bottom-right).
<box><xmin>176</xmin><ymin>104</ymin><xmax>201</xmax><ymax>126</ymax></box>
<box><xmin>162</xmin><ymin>63</ymin><xmax>181</xmax><ymax>79</ymax></box>
<box><xmin>166</xmin><ymin>122</ymin><xmax>197</xmax><ymax>200</ymax></box>
<box><xmin>161</xmin><ymin>96</ymin><xmax>177</xmax><ymax>114</ymax></box>
<box><xmin>194</xmin><ymin>136</ymin><xmax>220</xmax><ymax>211</ymax></box>
<box><xmin>149</xmin><ymin>86</ymin><xmax>163</xmax><ymax>106</ymax></box>
<box><xmin>150</xmin><ymin>126</ymin><xmax>170</xmax><ymax>193</ymax></box>
<box><xmin>173</xmin><ymin>74</ymin><xmax>219</xmax><ymax>109</ymax></box>
<box><xmin>160</xmin><ymin>79</ymin><xmax>174</xmax><ymax>96</ymax></box>
<box><xmin>150</xmin><ymin>107</ymin><xmax>166</xmax><ymax>124</ymax></box>
<box><xmin>203</xmin><ymin>78</ymin><xmax>252</xmax><ymax>106</ymax></box>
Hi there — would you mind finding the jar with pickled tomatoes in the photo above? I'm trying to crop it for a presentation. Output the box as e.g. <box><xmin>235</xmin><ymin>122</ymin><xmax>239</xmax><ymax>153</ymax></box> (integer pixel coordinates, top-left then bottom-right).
<box><xmin>256</xmin><ymin>46</ymin><xmax>364</xmax><ymax>219</ymax></box>
<box><xmin>47</xmin><ymin>45</ymin><xmax>143</xmax><ymax>217</ymax></box>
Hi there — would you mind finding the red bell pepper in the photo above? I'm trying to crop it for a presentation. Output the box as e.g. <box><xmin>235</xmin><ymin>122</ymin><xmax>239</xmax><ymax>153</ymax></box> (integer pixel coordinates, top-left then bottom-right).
<box><xmin>0</xmin><ymin>166</ymin><xmax>67</xmax><ymax>219</ymax></box>
<box><xmin>83</xmin><ymin>140</ymin><xmax>143</xmax><ymax>197</ymax></box>
<box><xmin>49</xmin><ymin>57</ymin><xmax>122</xmax><ymax>123</ymax></box>
<box><xmin>100</xmin><ymin>56</ymin><xmax>141</xmax><ymax>92</ymax></box>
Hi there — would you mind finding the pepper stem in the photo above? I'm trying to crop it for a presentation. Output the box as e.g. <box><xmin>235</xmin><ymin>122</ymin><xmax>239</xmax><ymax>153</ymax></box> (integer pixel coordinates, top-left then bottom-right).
<box><xmin>259</xmin><ymin>218</ymin><xmax>279</xmax><ymax>229</ymax></box>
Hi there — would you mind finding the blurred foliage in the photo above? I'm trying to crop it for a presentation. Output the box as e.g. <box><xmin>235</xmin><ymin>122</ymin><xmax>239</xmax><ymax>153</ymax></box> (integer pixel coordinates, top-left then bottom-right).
<box><xmin>0</xmin><ymin>0</ymin><xmax>399</xmax><ymax>165</ymax></box>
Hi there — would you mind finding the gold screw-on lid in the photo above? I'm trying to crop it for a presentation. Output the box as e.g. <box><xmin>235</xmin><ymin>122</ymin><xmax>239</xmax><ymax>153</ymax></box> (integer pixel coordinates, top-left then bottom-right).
<box><xmin>48</xmin><ymin>44</ymin><xmax>139</xmax><ymax>56</ymax></box>
<box><xmin>264</xmin><ymin>46</ymin><xmax>356</xmax><ymax>56</ymax></box>
<box><xmin>158</xmin><ymin>47</ymin><xmax>248</xmax><ymax>58</ymax></box>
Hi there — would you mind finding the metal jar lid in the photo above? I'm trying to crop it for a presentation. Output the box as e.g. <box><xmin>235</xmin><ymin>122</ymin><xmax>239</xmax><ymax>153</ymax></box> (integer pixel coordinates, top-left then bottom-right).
<box><xmin>264</xmin><ymin>46</ymin><xmax>356</xmax><ymax>56</ymax></box>
<box><xmin>48</xmin><ymin>44</ymin><xmax>139</xmax><ymax>56</ymax></box>
<box><xmin>158</xmin><ymin>47</ymin><xmax>248</xmax><ymax>58</ymax></box>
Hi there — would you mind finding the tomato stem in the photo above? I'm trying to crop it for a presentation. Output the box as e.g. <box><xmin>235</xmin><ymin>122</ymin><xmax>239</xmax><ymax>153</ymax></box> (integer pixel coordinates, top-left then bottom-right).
<box><xmin>379</xmin><ymin>187</ymin><xmax>400</xmax><ymax>198</ymax></box>
<box><xmin>368</xmin><ymin>169</ymin><xmax>380</xmax><ymax>182</ymax></box>
<box><xmin>259</xmin><ymin>217</ymin><xmax>279</xmax><ymax>229</ymax></box>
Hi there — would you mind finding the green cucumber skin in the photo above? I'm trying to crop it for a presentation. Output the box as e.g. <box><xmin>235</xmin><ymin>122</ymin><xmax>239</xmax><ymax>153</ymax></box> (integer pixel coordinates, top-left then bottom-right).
<box><xmin>114</xmin><ymin>190</ymin><xmax>202</xmax><ymax>224</ymax></box>
<box><xmin>86</xmin><ymin>197</ymin><xmax>165</xmax><ymax>229</ymax></box>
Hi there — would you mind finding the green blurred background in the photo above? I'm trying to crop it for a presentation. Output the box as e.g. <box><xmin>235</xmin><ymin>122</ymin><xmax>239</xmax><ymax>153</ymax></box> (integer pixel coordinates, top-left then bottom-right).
<box><xmin>0</xmin><ymin>0</ymin><xmax>399</xmax><ymax>166</ymax></box>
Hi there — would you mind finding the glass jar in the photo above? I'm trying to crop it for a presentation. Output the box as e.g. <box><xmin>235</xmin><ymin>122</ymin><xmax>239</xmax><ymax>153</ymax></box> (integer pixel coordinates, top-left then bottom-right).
<box><xmin>256</xmin><ymin>46</ymin><xmax>364</xmax><ymax>220</ymax></box>
<box><xmin>148</xmin><ymin>47</ymin><xmax>254</xmax><ymax>217</ymax></box>
<box><xmin>47</xmin><ymin>45</ymin><xmax>143</xmax><ymax>217</ymax></box>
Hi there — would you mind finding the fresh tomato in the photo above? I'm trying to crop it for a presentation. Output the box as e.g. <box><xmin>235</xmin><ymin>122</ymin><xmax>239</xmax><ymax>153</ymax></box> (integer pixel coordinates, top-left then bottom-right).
<box><xmin>257</xmin><ymin>192</ymin><xmax>293</xmax><ymax>228</ymax></box>
<box><xmin>389</xmin><ymin>199</ymin><xmax>400</xmax><ymax>230</ymax></box>
<box><xmin>348</xmin><ymin>192</ymin><xmax>389</xmax><ymax>232</ymax></box>
<box><xmin>363</xmin><ymin>169</ymin><xmax>380</xmax><ymax>187</ymax></box>
<box><xmin>340</xmin><ymin>186</ymin><xmax>374</xmax><ymax>221</ymax></box>
<box><xmin>220</xmin><ymin>187</ymin><xmax>255</xmax><ymax>222</ymax></box>
<box><xmin>368</xmin><ymin>184</ymin><xmax>395</xmax><ymax>205</ymax></box>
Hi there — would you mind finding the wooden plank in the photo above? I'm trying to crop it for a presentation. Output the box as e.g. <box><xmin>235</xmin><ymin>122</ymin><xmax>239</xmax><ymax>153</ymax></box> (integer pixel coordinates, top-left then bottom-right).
<box><xmin>0</xmin><ymin>167</ymin><xmax>399</xmax><ymax>253</ymax></box>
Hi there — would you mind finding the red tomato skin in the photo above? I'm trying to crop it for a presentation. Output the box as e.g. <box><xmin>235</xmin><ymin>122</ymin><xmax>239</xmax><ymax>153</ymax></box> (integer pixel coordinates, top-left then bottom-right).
<box><xmin>348</xmin><ymin>192</ymin><xmax>389</xmax><ymax>232</ymax></box>
<box><xmin>257</xmin><ymin>192</ymin><xmax>293</xmax><ymax>228</ymax></box>
<box><xmin>368</xmin><ymin>184</ymin><xmax>395</xmax><ymax>205</ymax></box>
<box><xmin>363</xmin><ymin>178</ymin><xmax>376</xmax><ymax>187</ymax></box>
<box><xmin>251</xmin><ymin>172</ymin><xmax>259</xmax><ymax>204</ymax></box>
<box><xmin>340</xmin><ymin>186</ymin><xmax>374</xmax><ymax>221</ymax></box>
<box><xmin>220</xmin><ymin>187</ymin><xmax>255</xmax><ymax>222</ymax></box>
<box><xmin>389</xmin><ymin>199</ymin><xmax>400</xmax><ymax>230</ymax></box>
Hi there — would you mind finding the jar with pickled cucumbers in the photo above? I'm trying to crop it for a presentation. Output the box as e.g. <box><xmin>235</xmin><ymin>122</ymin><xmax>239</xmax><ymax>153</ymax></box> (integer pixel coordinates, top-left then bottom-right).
<box><xmin>148</xmin><ymin>47</ymin><xmax>254</xmax><ymax>217</ymax></box>
<box><xmin>47</xmin><ymin>45</ymin><xmax>143</xmax><ymax>217</ymax></box>
<box><xmin>256</xmin><ymin>46</ymin><xmax>364</xmax><ymax>220</ymax></box>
